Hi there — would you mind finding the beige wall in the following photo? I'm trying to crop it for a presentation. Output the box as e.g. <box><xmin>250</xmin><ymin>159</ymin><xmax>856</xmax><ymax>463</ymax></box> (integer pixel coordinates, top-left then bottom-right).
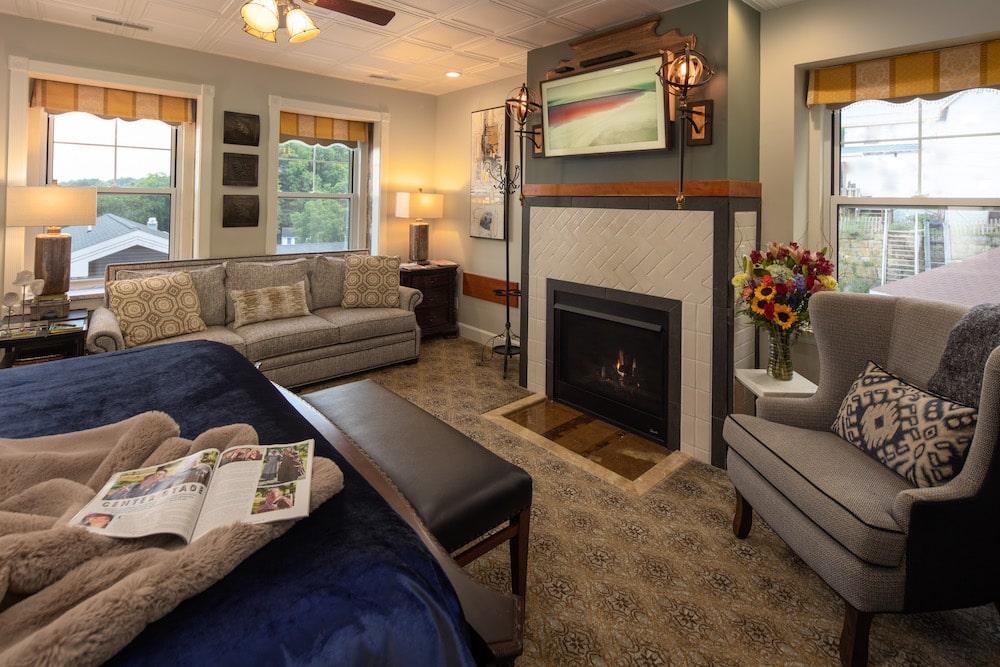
<box><xmin>0</xmin><ymin>15</ymin><xmax>438</xmax><ymax>284</ymax></box>
<box><xmin>759</xmin><ymin>0</ymin><xmax>1000</xmax><ymax>245</ymax></box>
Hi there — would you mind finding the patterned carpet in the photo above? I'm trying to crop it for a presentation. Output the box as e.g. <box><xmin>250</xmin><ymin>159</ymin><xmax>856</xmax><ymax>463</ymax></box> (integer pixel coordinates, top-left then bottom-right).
<box><xmin>303</xmin><ymin>337</ymin><xmax>1000</xmax><ymax>666</ymax></box>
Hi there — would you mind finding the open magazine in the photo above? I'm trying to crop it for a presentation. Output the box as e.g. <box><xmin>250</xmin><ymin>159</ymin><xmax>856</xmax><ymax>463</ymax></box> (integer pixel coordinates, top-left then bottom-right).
<box><xmin>69</xmin><ymin>440</ymin><xmax>314</xmax><ymax>543</ymax></box>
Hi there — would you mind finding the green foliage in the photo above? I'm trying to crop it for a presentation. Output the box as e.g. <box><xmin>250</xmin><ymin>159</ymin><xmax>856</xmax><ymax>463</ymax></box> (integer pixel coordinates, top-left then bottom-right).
<box><xmin>278</xmin><ymin>141</ymin><xmax>353</xmax><ymax>246</ymax></box>
<box><xmin>278</xmin><ymin>198</ymin><xmax>348</xmax><ymax>244</ymax></box>
<box><xmin>60</xmin><ymin>177</ymin><xmax>171</xmax><ymax>232</ymax></box>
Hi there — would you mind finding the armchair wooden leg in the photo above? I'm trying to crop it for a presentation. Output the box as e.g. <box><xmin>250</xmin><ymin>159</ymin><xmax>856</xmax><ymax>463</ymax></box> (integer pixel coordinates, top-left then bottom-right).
<box><xmin>732</xmin><ymin>489</ymin><xmax>753</xmax><ymax>538</ymax></box>
<box><xmin>839</xmin><ymin>603</ymin><xmax>873</xmax><ymax>667</ymax></box>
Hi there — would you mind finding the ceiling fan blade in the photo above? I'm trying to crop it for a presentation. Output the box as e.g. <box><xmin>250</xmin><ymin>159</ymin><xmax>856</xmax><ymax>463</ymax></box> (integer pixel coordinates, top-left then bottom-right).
<box><xmin>309</xmin><ymin>0</ymin><xmax>395</xmax><ymax>26</ymax></box>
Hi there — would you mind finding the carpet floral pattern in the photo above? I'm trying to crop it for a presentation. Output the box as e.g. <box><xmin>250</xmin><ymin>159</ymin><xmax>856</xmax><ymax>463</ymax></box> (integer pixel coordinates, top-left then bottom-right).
<box><xmin>305</xmin><ymin>338</ymin><xmax>1000</xmax><ymax>666</ymax></box>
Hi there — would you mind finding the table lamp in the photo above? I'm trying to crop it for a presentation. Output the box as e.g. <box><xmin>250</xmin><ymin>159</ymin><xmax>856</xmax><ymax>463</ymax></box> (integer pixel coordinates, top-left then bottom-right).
<box><xmin>5</xmin><ymin>185</ymin><xmax>97</xmax><ymax>296</ymax></box>
<box><xmin>395</xmin><ymin>190</ymin><xmax>443</xmax><ymax>265</ymax></box>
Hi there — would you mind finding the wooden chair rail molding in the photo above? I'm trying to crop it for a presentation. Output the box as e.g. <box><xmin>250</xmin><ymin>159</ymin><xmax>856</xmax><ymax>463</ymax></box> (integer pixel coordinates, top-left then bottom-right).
<box><xmin>546</xmin><ymin>16</ymin><xmax>695</xmax><ymax>80</ymax></box>
<box><xmin>463</xmin><ymin>273</ymin><xmax>520</xmax><ymax>308</ymax></box>
<box><xmin>522</xmin><ymin>181</ymin><xmax>762</xmax><ymax>199</ymax></box>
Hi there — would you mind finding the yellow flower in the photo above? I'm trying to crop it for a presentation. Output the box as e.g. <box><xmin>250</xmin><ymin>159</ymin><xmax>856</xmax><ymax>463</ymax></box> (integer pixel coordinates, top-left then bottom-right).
<box><xmin>732</xmin><ymin>272</ymin><xmax>747</xmax><ymax>287</ymax></box>
<box><xmin>819</xmin><ymin>275</ymin><xmax>839</xmax><ymax>290</ymax></box>
<box><xmin>754</xmin><ymin>284</ymin><xmax>776</xmax><ymax>301</ymax></box>
<box><xmin>751</xmin><ymin>297</ymin><xmax>766</xmax><ymax>315</ymax></box>
<box><xmin>772</xmin><ymin>303</ymin><xmax>798</xmax><ymax>330</ymax></box>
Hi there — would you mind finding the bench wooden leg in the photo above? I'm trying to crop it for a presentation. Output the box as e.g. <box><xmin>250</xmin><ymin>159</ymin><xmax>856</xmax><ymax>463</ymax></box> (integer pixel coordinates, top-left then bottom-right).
<box><xmin>733</xmin><ymin>489</ymin><xmax>753</xmax><ymax>538</ymax></box>
<box><xmin>839</xmin><ymin>603</ymin><xmax>873</xmax><ymax>667</ymax></box>
<box><xmin>509</xmin><ymin>508</ymin><xmax>530</xmax><ymax>621</ymax></box>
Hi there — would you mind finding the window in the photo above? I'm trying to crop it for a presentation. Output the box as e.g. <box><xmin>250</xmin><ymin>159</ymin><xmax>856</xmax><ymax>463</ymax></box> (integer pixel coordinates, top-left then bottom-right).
<box><xmin>276</xmin><ymin>140</ymin><xmax>359</xmax><ymax>253</ymax></box>
<box><xmin>832</xmin><ymin>89</ymin><xmax>1000</xmax><ymax>293</ymax></box>
<box><xmin>49</xmin><ymin>111</ymin><xmax>177</xmax><ymax>281</ymax></box>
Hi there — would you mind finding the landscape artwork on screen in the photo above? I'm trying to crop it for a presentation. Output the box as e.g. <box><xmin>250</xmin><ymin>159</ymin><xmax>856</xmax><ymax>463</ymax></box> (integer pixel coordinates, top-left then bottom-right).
<box><xmin>541</xmin><ymin>56</ymin><xmax>669</xmax><ymax>157</ymax></box>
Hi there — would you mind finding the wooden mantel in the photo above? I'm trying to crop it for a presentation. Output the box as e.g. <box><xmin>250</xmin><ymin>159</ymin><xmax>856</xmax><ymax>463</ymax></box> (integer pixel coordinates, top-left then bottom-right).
<box><xmin>522</xmin><ymin>180</ymin><xmax>761</xmax><ymax>198</ymax></box>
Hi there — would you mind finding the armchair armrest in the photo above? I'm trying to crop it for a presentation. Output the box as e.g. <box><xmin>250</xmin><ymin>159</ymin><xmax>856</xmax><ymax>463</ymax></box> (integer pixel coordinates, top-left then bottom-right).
<box><xmin>85</xmin><ymin>306</ymin><xmax>125</xmax><ymax>353</ymax></box>
<box><xmin>398</xmin><ymin>285</ymin><xmax>423</xmax><ymax>312</ymax></box>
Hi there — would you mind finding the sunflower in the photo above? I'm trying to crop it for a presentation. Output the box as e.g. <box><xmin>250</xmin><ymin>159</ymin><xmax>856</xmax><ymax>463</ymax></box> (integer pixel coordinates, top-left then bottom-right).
<box><xmin>751</xmin><ymin>297</ymin><xmax>767</xmax><ymax>315</ymax></box>
<box><xmin>771</xmin><ymin>303</ymin><xmax>798</xmax><ymax>330</ymax></box>
<box><xmin>754</xmin><ymin>284</ymin><xmax>776</xmax><ymax>301</ymax></box>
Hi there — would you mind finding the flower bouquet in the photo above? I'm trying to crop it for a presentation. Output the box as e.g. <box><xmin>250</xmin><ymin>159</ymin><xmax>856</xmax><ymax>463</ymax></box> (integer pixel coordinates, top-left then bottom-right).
<box><xmin>732</xmin><ymin>241</ymin><xmax>839</xmax><ymax>379</ymax></box>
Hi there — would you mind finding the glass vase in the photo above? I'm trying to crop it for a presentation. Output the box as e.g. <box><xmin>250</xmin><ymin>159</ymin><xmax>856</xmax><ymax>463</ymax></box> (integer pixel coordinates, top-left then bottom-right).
<box><xmin>767</xmin><ymin>329</ymin><xmax>795</xmax><ymax>381</ymax></box>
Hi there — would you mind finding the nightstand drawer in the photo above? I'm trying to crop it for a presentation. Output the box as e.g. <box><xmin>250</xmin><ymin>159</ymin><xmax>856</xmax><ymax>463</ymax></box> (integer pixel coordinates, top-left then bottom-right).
<box><xmin>408</xmin><ymin>272</ymin><xmax>451</xmax><ymax>289</ymax></box>
<box><xmin>419</xmin><ymin>287</ymin><xmax>450</xmax><ymax>309</ymax></box>
<box><xmin>416</xmin><ymin>306</ymin><xmax>449</xmax><ymax>329</ymax></box>
<box><xmin>400</xmin><ymin>263</ymin><xmax>458</xmax><ymax>338</ymax></box>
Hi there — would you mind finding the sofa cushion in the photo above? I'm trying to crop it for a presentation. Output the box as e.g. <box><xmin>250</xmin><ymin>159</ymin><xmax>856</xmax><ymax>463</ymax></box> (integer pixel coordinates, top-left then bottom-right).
<box><xmin>107</xmin><ymin>272</ymin><xmax>207</xmax><ymax>348</ymax></box>
<box><xmin>312</xmin><ymin>256</ymin><xmax>347</xmax><ymax>309</ymax></box>
<box><xmin>137</xmin><ymin>325</ymin><xmax>247</xmax><ymax>357</ymax></box>
<box><xmin>225</xmin><ymin>258</ymin><xmax>313</xmax><ymax>323</ymax></box>
<box><xmin>117</xmin><ymin>265</ymin><xmax>226</xmax><ymax>327</ymax></box>
<box><xmin>833</xmin><ymin>360</ymin><xmax>977</xmax><ymax>488</ymax></box>
<box><xmin>314</xmin><ymin>306</ymin><xmax>416</xmax><ymax>343</ymax></box>
<box><xmin>234</xmin><ymin>314</ymin><xmax>341</xmax><ymax>362</ymax></box>
<box><xmin>342</xmin><ymin>255</ymin><xmax>400</xmax><ymax>309</ymax></box>
<box><xmin>724</xmin><ymin>413</ymin><xmax>910</xmax><ymax>566</ymax></box>
<box><xmin>231</xmin><ymin>281</ymin><xmax>310</xmax><ymax>329</ymax></box>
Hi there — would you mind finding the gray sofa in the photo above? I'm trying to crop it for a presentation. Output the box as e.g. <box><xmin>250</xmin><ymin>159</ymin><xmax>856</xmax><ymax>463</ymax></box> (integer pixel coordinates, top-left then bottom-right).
<box><xmin>724</xmin><ymin>292</ymin><xmax>1000</xmax><ymax>666</ymax></box>
<box><xmin>86</xmin><ymin>251</ymin><xmax>422</xmax><ymax>388</ymax></box>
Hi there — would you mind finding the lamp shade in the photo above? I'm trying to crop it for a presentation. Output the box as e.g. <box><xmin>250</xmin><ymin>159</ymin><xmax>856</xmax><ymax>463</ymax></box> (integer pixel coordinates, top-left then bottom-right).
<box><xmin>5</xmin><ymin>186</ymin><xmax>97</xmax><ymax>230</ymax></box>
<box><xmin>285</xmin><ymin>6</ymin><xmax>320</xmax><ymax>43</ymax></box>
<box><xmin>660</xmin><ymin>47</ymin><xmax>714</xmax><ymax>97</ymax></box>
<box><xmin>395</xmin><ymin>192</ymin><xmax>443</xmax><ymax>221</ymax></box>
<box><xmin>241</xmin><ymin>0</ymin><xmax>280</xmax><ymax>32</ymax></box>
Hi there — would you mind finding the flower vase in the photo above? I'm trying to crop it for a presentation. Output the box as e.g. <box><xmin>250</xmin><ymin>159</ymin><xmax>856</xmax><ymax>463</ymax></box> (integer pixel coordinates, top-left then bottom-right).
<box><xmin>767</xmin><ymin>330</ymin><xmax>795</xmax><ymax>381</ymax></box>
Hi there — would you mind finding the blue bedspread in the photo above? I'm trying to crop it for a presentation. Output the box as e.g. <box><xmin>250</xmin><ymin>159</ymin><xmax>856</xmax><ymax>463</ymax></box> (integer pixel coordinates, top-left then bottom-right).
<box><xmin>0</xmin><ymin>340</ymin><xmax>475</xmax><ymax>666</ymax></box>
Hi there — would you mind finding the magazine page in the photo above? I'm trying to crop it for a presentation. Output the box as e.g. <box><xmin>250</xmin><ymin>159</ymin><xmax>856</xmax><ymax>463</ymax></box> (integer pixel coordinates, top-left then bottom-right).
<box><xmin>69</xmin><ymin>449</ymin><xmax>219</xmax><ymax>541</ymax></box>
<box><xmin>190</xmin><ymin>439</ymin><xmax>314</xmax><ymax>542</ymax></box>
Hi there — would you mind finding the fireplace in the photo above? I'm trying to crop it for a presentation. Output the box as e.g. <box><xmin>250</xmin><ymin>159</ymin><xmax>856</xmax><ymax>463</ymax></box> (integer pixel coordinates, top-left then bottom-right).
<box><xmin>546</xmin><ymin>279</ymin><xmax>681</xmax><ymax>449</ymax></box>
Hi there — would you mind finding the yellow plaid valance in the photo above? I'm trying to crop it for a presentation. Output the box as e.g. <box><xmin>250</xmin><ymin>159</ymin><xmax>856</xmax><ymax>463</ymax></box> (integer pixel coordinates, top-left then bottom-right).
<box><xmin>807</xmin><ymin>39</ymin><xmax>1000</xmax><ymax>106</ymax></box>
<box><xmin>280</xmin><ymin>111</ymin><xmax>370</xmax><ymax>146</ymax></box>
<box><xmin>30</xmin><ymin>79</ymin><xmax>195</xmax><ymax>123</ymax></box>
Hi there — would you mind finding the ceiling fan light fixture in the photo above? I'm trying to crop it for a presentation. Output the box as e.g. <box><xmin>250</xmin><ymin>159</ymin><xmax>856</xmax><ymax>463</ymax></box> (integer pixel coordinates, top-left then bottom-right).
<box><xmin>285</xmin><ymin>5</ymin><xmax>320</xmax><ymax>43</ymax></box>
<box><xmin>241</xmin><ymin>0</ymin><xmax>280</xmax><ymax>33</ymax></box>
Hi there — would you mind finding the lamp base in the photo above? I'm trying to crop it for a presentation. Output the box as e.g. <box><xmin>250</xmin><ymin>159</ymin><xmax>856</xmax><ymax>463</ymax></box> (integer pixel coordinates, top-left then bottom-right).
<box><xmin>409</xmin><ymin>221</ymin><xmax>429</xmax><ymax>265</ymax></box>
<box><xmin>34</xmin><ymin>231</ymin><xmax>72</xmax><ymax>295</ymax></box>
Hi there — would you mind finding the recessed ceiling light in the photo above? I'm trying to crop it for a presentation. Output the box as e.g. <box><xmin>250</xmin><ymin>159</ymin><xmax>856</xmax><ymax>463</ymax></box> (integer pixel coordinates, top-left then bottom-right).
<box><xmin>445</xmin><ymin>71</ymin><xmax>462</xmax><ymax>78</ymax></box>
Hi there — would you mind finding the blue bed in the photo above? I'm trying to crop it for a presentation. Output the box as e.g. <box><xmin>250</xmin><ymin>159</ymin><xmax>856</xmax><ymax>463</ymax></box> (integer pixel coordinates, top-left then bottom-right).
<box><xmin>0</xmin><ymin>340</ymin><xmax>477</xmax><ymax>665</ymax></box>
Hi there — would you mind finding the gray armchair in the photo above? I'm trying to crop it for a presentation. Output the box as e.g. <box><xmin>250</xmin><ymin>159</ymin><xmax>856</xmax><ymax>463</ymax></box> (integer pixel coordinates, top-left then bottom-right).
<box><xmin>723</xmin><ymin>291</ymin><xmax>1000</xmax><ymax>666</ymax></box>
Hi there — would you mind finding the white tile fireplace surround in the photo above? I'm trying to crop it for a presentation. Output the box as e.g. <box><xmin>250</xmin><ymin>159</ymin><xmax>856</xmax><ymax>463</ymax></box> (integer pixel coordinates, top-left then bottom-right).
<box><xmin>526</xmin><ymin>207</ymin><xmax>716</xmax><ymax>463</ymax></box>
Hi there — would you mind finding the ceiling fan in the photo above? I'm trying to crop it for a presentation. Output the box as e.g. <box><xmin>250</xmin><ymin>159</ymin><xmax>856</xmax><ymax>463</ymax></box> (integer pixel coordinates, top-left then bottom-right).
<box><xmin>241</xmin><ymin>0</ymin><xmax>394</xmax><ymax>44</ymax></box>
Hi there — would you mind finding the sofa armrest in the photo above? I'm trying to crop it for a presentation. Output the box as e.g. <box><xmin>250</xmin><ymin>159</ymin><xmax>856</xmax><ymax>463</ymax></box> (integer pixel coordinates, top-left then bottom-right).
<box><xmin>398</xmin><ymin>285</ymin><xmax>423</xmax><ymax>312</ymax></box>
<box><xmin>86</xmin><ymin>306</ymin><xmax>126</xmax><ymax>353</ymax></box>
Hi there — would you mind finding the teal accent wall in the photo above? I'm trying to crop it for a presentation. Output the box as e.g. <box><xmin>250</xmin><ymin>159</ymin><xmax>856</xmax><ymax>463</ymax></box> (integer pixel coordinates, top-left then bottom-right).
<box><xmin>525</xmin><ymin>0</ymin><xmax>759</xmax><ymax>185</ymax></box>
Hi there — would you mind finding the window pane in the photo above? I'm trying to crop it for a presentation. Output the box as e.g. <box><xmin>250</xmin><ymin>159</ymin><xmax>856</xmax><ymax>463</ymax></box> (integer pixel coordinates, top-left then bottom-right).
<box><xmin>116</xmin><ymin>118</ymin><xmax>172</xmax><ymax>148</ymax></box>
<box><xmin>52</xmin><ymin>112</ymin><xmax>115</xmax><ymax>144</ymax></box>
<box><xmin>278</xmin><ymin>140</ymin><xmax>352</xmax><ymax>194</ymax></box>
<box><xmin>52</xmin><ymin>144</ymin><xmax>115</xmax><ymax>184</ymax></box>
<box><xmin>67</xmin><ymin>193</ymin><xmax>171</xmax><ymax>279</ymax></box>
<box><xmin>276</xmin><ymin>197</ymin><xmax>349</xmax><ymax>252</ymax></box>
<box><xmin>116</xmin><ymin>147</ymin><xmax>171</xmax><ymax>186</ymax></box>
<box><xmin>836</xmin><ymin>205</ymin><xmax>1000</xmax><ymax>294</ymax></box>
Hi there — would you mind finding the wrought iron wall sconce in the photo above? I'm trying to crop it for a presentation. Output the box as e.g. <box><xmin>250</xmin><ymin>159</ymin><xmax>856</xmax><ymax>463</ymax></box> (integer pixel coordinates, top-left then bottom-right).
<box><xmin>658</xmin><ymin>45</ymin><xmax>714</xmax><ymax>209</ymax></box>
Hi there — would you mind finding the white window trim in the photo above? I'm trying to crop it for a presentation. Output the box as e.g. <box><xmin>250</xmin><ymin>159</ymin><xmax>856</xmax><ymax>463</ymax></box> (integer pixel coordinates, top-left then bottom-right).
<box><xmin>266</xmin><ymin>95</ymin><xmax>389</xmax><ymax>254</ymax></box>
<box><xmin>4</xmin><ymin>55</ymin><xmax>214</xmax><ymax>290</ymax></box>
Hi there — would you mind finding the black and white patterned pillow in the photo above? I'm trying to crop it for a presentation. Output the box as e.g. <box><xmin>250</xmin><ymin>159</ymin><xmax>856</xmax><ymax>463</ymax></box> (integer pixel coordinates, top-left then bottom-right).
<box><xmin>832</xmin><ymin>361</ymin><xmax>978</xmax><ymax>487</ymax></box>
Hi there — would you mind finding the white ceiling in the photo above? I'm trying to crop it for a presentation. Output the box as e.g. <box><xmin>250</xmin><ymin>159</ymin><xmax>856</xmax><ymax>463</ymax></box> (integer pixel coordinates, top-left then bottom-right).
<box><xmin>0</xmin><ymin>0</ymin><xmax>802</xmax><ymax>96</ymax></box>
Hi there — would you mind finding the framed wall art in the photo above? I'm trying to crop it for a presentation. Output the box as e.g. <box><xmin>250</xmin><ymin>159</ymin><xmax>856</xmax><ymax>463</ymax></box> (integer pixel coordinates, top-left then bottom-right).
<box><xmin>223</xmin><ymin>111</ymin><xmax>260</xmax><ymax>146</ymax></box>
<box><xmin>222</xmin><ymin>194</ymin><xmax>259</xmax><ymax>228</ymax></box>
<box><xmin>540</xmin><ymin>55</ymin><xmax>669</xmax><ymax>157</ymax></box>
<box><xmin>470</xmin><ymin>106</ymin><xmax>506</xmax><ymax>240</ymax></box>
<box><xmin>222</xmin><ymin>152</ymin><xmax>259</xmax><ymax>186</ymax></box>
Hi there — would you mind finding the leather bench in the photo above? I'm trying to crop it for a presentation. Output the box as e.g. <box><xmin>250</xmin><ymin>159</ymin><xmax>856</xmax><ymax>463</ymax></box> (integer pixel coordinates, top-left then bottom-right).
<box><xmin>301</xmin><ymin>379</ymin><xmax>533</xmax><ymax>622</ymax></box>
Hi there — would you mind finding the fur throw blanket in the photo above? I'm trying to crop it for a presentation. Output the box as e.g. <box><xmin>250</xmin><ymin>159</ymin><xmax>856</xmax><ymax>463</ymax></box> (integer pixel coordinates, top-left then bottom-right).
<box><xmin>928</xmin><ymin>303</ymin><xmax>1000</xmax><ymax>408</ymax></box>
<box><xmin>0</xmin><ymin>411</ymin><xmax>344</xmax><ymax>666</ymax></box>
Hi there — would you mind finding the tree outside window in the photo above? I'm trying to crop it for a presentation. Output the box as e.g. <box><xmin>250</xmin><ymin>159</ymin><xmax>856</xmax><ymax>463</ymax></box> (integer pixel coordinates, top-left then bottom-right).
<box><xmin>277</xmin><ymin>140</ymin><xmax>354</xmax><ymax>251</ymax></box>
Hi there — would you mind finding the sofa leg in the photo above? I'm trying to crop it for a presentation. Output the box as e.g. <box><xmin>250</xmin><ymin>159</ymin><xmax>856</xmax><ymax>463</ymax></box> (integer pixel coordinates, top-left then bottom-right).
<box><xmin>732</xmin><ymin>489</ymin><xmax>753</xmax><ymax>538</ymax></box>
<box><xmin>839</xmin><ymin>603</ymin><xmax>873</xmax><ymax>667</ymax></box>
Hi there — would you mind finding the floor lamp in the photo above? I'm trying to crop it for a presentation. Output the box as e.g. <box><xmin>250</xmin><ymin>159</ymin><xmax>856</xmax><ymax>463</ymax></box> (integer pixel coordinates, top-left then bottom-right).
<box><xmin>490</xmin><ymin>83</ymin><xmax>540</xmax><ymax>379</ymax></box>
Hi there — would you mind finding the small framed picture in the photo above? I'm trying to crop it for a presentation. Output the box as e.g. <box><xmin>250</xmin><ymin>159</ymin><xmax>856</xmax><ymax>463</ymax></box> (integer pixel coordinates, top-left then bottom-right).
<box><xmin>222</xmin><ymin>195</ymin><xmax>259</xmax><ymax>227</ymax></box>
<box><xmin>687</xmin><ymin>100</ymin><xmax>713</xmax><ymax>146</ymax></box>
<box><xmin>223</xmin><ymin>152</ymin><xmax>259</xmax><ymax>187</ymax></box>
<box><xmin>223</xmin><ymin>111</ymin><xmax>260</xmax><ymax>146</ymax></box>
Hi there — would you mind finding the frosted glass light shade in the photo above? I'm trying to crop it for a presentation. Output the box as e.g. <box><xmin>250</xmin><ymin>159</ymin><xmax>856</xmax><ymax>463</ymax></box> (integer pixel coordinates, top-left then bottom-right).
<box><xmin>285</xmin><ymin>6</ymin><xmax>320</xmax><ymax>43</ymax></box>
<box><xmin>241</xmin><ymin>0</ymin><xmax>280</xmax><ymax>32</ymax></box>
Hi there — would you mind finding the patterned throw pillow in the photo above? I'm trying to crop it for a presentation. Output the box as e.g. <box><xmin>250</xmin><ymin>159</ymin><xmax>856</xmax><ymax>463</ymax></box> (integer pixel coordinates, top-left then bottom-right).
<box><xmin>224</xmin><ymin>258</ymin><xmax>313</xmax><ymax>323</ymax></box>
<box><xmin>230</xmin><ymin>281</ymin><xmax>310</xmax><ymax>328</ymax></box>
<box><xmin>342</xmin><ymin>255</ymin><xmax>400</xmax><ymax>309</ymax></box>
<box><xmin>107</xmin><ymin>272</ymin><xmax>206</xmax><ymax>348</ymax></box>
<box><xmin>832</xmin><ymin>360</ymin><xmax>978</xmax><ymax>487</ymax></box>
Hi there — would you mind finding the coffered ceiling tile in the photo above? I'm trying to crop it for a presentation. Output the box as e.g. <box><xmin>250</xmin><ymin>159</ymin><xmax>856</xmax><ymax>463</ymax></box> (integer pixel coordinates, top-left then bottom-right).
<box><xmin>448</xmin><ymin>2</ymin><xmax>538</xmax><ymax>34</ymax></box>
<box><xmin>373</xmin><ymin>39</ymin><xmax>446</xmax><ymax>63</ymax></box>
<box><xmin>390</xmin><ymin>0</ymin><xmax>480</xmax><ymax>16</ymax></box>
<box><xmin>410</xmin><ymin>22</ymin><xmax>484</xmax><ymax>48</ymax></box>
<box><xmin>562</xmin><ymin>0</ymin><xmax>664</xmax><ymax>31</ymax></box>
<box><xmin>463</xmin><ymin>37</ymin><xmax>526</xmax><ymax>61</ymax></box>
<box><xmin>507</xmin><ymin>21</ymin><xmax>582</xmax><ymax>48</ymax></box>
<box><xmin>321</xmin><ymin>24</ymin><xmax>392</xmax><ymax>49</ymax></box>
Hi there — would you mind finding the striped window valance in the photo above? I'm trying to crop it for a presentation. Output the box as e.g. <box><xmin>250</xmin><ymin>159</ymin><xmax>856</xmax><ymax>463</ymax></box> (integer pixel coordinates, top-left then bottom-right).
<box><xmin>30</xmin><ymin>78</ymin><xmax>195</xmax><ymax>123</ymax></box>
<box><xmin>280</xmin><ymin>111</ymin><xmax>370</xmax><ymax>146</ymax></box>
<box><xmin>807</xmin><ymin>39</ymin><xmax>1000</xmax><ymax>107</ymax></box>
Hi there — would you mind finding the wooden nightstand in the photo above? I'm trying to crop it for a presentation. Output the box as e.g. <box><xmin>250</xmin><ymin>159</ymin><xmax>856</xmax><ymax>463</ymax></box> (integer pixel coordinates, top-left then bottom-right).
<box><xmin>400</xmin><ymin>262</ymin><xmax>459</xmax><ymax>338</ymax></box>
<box><xmin>0</xmin><ymin>309</ymin><xmax>89</xmax><ymax>369</ymax></box>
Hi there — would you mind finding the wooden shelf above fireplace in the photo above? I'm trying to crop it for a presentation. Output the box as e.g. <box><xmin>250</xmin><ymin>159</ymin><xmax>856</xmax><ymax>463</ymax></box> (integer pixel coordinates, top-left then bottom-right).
<box><xmin>523</xmin><ymin>180</ymin><xmax>761</xmax><ymax>199</ymax></box>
